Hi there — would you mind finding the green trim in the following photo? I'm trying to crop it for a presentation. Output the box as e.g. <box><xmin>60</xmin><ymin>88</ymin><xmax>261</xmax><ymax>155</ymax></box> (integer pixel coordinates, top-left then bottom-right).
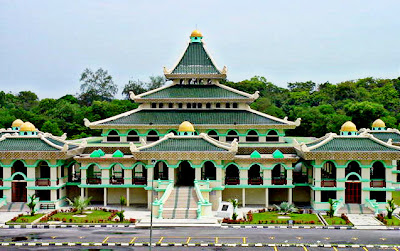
<box><xmin>27</xmin><ymin>183</ymin><xmax>67</xmax><ymax>190</ymax></box>
<box><xmin>363</xmin><ymin>187</ymin><xmax>394</xmax><ymax>191</ymax></box>
<box><xmin>0</xmin><ymin>186</ymin><xmax>11</xmax><ymax>190</ymax></box>
<box><xmin>78</xmin><ymin>184</ymin><xmax>146</xmax><ymax>188</ymax></box>
<box><xmin>0</xmin><ymin>159</ymin><xmax>64</xmax><ymax>168</ymax></box>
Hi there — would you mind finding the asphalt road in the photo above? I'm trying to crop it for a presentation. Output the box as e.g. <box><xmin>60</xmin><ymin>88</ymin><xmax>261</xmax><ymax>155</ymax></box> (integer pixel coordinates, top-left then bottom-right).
<box><xmin>0</xmin><ymin>227</ymin><xmax>399</xmax><ymax>246</ymax></box>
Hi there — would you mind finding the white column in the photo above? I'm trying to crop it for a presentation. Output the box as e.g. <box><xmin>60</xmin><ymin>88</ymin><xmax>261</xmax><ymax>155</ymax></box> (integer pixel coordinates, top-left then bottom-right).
<box><xmin>168</xmin><ymin>167</ymin><xmax>174</xmax><ymax>181</ymax></box>
<box><xmin>195</xmin><ymin>168</ymin><xmax>201</xmax><ymax>181</ymax></box>
<box><xmin>288</xmin><ymin>188</ymin><xmax>293</xmax><ymax>204</ymax></box>
<box><xmin>265</xmin><ymin>188</ymin><xmax>269</xmax><ymax>207</ymax></box>
<box><xmin>240</xmin><ymin>169</ymin><xmax>248</xmax><ymax>185</ymax></box>
<box><xmin>314</xmin><ymin>168</ymin><xmax>321</xmax><ymax>187</ymax></box>
<box><xmin>81</xmin><ymin>187</ymin><xmax>84</xmax><ymax>198</ymax></box>
<box><xmin>50</xmin><ymin>167</ymin><xmax>57</xmax><ymax>187</ymax></box>
<box><xmin>242</xmin><ymin>188</ymin><xmax>246</xmax><ymax>207</ymax></box>
<box><xmin>126</xmin><ymin>188</ymin><xmax>130</xmax><ymax>206</ymax></box>
<box><xmin>147</xmin><ymin>168</ymin><xmax>154</xmax><ymax>186</ymax></box>
<box><xmin>103</xmin><ymin>188</ymin><xmax>107</xmax><ymax>207</ymax></box>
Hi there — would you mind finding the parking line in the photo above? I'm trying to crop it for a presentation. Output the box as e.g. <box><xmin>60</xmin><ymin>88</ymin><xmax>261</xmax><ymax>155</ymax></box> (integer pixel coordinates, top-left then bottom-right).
<box><xmin>333</xmin><ymin>247</ymin><xmax>339</xmax><ymax>251</ymax></box>
<box><xmin>157</xmin><ymin>237</ymin><xmax>164</xmax><ymax>244</ymax></box>
<box><xmin>302</xmin><ymin>245</ymin><xmax>309</xmax><ymax>251</ymax></box>
<box><xmin>186</xmin><ymin>237</ymin><xmax>191</xmax><ymax>244</ymax></box>
<box><xmin>215</xmin><ymin>237</ymin><xmax>219</xmax><ymax>244</ymax></box>
<box><xmin>243</xmin><ymin>237</ymin><xmax>247</xmax><ymax>244</ymax></box>
<box><xmin>129</xmin><ymin>237</ymin><xmax>137</xmax><ymax>244</ymax></box>
<box><xmin>102</xmin><ymin>237</ymin><xmax>109</xmax><ymax>244</ymax></box>
<box><xmin>393</xmin><ymin>248</ymin><xmax>399</xmax><ymax>251</ymax></box>
<box><xmin>363</xmin><ymin>247</ymin><xmax>368</xmax><ymax>251</ymax></box>
<box><xmin>273</xmin><ymin>246</ymin><xmax>278</xmax><ymax>251</ymax></box>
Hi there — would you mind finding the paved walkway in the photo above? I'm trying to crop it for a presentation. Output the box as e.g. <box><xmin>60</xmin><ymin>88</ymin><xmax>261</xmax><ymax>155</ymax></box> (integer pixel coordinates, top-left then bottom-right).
<box><xmin>346</xmin><ymin>214</ymin><xmax>386</xmax><ymax>229</ymax></box>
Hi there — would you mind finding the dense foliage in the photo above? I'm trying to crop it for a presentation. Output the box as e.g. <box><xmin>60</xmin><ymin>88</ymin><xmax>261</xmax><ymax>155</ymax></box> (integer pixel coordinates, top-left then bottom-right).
<box><xmin>1</xmin><ymin>69</ymin><xmax>399</xmax><ymax>139</ymax></box>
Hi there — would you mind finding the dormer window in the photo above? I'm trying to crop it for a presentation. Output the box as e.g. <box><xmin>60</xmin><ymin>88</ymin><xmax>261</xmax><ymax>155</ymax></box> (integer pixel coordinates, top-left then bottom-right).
<box><xmin>233</xmin><ymin>103</ymin><xmax>238</xmax><ymax>108</ymax></box>
<box><xmin>216</xmin><ymin>103</ymin><xmax>221</xmax><ymax>108</ymax></box>
<box><xmin>151</xmin><ymin>103</ymin><xmax>156</xmax><ymax>108</ymax></box>
<box><xmin>226</xmin><ymin>103</ymin><xmax>231</xmax><ymax>108</ymax></box>
<box><xmin>168</xmin><ymin>103</ymin><xmax>173</xmax><ymax>108</ymax></box>
<box><xmin>206</xmin><ymin>103</ymin><xmax>211</xmax><ymax>109</ymax></box>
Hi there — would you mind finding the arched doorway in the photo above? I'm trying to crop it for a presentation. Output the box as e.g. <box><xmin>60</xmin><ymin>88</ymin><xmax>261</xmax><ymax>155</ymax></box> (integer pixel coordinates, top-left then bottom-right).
<box><xmin>176</xmin><ymin>161</ymin><xmax>194</xmax><ymax>186</ymax></box>
<box><xmin>225</xmin><ymin>164</ymin><xmax>240</xmax><ymax>185</ymax></box>
<box><xmin>12</xmin><ymin>174</ymin><xmax>27</xmax><ymax>202</ymax></box>
<box><xmin>345</xmin><ymin>161</ymin><xmax>361</xmax><ymax>204</ymax></box>
<box><xmin>248</xmin><ymin>164</ymin><xmax>262</xmax><ymax>185</ymax></box>
<box><xmin>154</xmin><ymin>161</ymin><xmax>168</xmax><ymax>180</ymax></box>
<box><xmin>202</xmin><ymin>161</ymin><xmax>216</xmax><ymax>180</ymax></box>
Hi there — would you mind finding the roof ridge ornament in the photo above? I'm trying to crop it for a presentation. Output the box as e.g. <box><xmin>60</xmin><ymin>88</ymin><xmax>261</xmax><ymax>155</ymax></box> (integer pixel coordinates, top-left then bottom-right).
<box><xmin>250</xmin><ymin>91</ymin><xmax>260</xmax><ymax>100</ymax></box>
<box><xmin>140</xmin><ymin>137</ymin><xmax>147</xmax><ymax>145</ymax></box>
<box><xmin>230</xmin><ymin>138</ymin><xmax>238</xmax><ymax>152</ymax></box>
<box><xmin>83</xmin><ymin>118</ymin><xmax>91</xmax><ymax>127</ymax></box>
<box><xmin>388</xmin><ymin>138</ymin><xmax>393</xmax><ymax>145</ymax></box>
<box><xmin>62</xmin><ymin>143</ymin><xmax>68</xmax><ymax>152</ymax></box>
<box><xmin>129</xmin><ymin>91</ymin><xmax>136</xmax><ymax>100</ymax></box>
<box><xmin>130</xmin><ymin>142</ymin><xmax>138</xmax><ymax>152</ymax></box>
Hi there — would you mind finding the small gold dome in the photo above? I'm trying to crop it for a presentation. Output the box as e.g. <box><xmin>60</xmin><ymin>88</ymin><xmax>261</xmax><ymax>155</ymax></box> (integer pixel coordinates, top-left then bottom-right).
<box><xmin>190</xmin><ymin>29</ymin><xmax>203</xmax><ymax>37</ymax></box>
<box><xmin>20</xmin><ymin>122</ymin><xmax>36</xmax><ymax>132</ymax></box>
<box><xmin>12</xmin><ymin>119</ymin><xmax>24</xmax><ymax>128</ymax></box>
<box><xmin>372</xmin><ymin>119</ymin><xmax>386</xmax><ymax>128</ymax></box>
<box><xmin>340</xmin><ymin>121</ymin><xmax>357</xmax><ymax>132</ymax></box>
<box><xmin>178</xmin><ymin>121</ymin><xmax>195</xmax><ymax>132</ymax></box>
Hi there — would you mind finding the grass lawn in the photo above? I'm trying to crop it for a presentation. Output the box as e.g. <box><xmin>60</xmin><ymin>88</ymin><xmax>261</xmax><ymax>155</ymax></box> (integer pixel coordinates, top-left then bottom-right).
<box><xmin>7</xmin><ymin>214</ymin><xmax>44</xmax><ymax>224</ymax></box>
<box><xmin>42</xmin><ymin>210</ymin><xmax>133</xmax><ymax>224</ymax></box>
<box><xmin>322</xmin><ymin>215</ymin><xmax>351</xmax><ymax>225</ymax></box>
<box><xmin>379</xmin><ymin>216</ymin><xmax>400</xmax><ymax>226</ymax></box>
<box><xmin>249</xmin><ymin>212</ymin><xmax>322</xmax><ymax>225</ymax></box>
<box><xmin>392</xmin><ymin>191</ymin><xmax>400</xmax><ymax>205</ymax></box>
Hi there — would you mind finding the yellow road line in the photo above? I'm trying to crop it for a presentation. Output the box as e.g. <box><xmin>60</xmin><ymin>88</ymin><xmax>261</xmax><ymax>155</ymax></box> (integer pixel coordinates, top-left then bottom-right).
<box><xmin>157</xmin><ymin>237</ymin><xmax>164</xmax><ymax>244</ymax></box>
<box><xmin>129</xmin><ymin>237</ymin><xmax>137</xmax><ymax>244</ymax></box>
<box><xmin>302</xmin><ymin>245</ymin><xmax>308</xmax><ymax>251</ymax></box>
<box><xmin>102</xmin><ymin>236</ymin><xmax>109</xmax><ymax>244</ymax></box>
<box><xmin>273</xmin><ymin>246</ymin><xmax>278</xmax><ymax>251</ymax></box>
<box><xmin>333</xmin><ymin>247</ymin><xmax>339</xmax><ymax>251</ymax></box>
<box><xmin>243</xmin><ymin>237</ymin><xmax>247</xmax><ymax>244</ymax></box>
<box><xmin>363</xmin><ymin>247</ymin><xmax>369</xmax><ymax>251</ymax></box>
<box><xmin>186</xmin><ymin>237</ymin><xmax>191</xmax><ymax>244</ymax></box>
<box><xmin>393</xmin><ymin>248</ymin><xmax>399</xmax><ymax>251</ymax></box>
<box><xmin>215</xmin><ymin>237</ymin><xmax>219</xmax><ymax>244</ymax></box>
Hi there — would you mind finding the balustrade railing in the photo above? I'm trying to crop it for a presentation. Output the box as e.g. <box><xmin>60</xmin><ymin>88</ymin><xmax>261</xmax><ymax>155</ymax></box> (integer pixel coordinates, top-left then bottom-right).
<box><xmin>87</xmin><ymin>177</ymin><xmax>101</xmax><ymax>184</ymax></box>
<box><xmin>35</xmin><ymin>179</ymin><xmax>50</xmax><ymax>186</ymax></box>
<box><xmin>321</xmin><ymin>180</ymin><xmax>336</xmax><ymax>187</ymax></box>
<box><xmin>272</xmin><ymin>177</ymin><xmax>287</xmax><ymax>185</ymax></box>
<box><xmin>370</xmin><ymin>180</ymin><xmax>385</xmax><ymax>187</ymax></box>
<box><xmin>133</xmin><ymin>177</ymin><xmax>147</xmax><ymax>185</ymax></box>
<box><xmin>225</xmin><ymin>177</ymin><xmax>240</xmax><ymax>185</ymax></box>
<box><xmin>248</xmin><ymin>177</ymin><xmax>263</xmax><ymax>185</ymax></box>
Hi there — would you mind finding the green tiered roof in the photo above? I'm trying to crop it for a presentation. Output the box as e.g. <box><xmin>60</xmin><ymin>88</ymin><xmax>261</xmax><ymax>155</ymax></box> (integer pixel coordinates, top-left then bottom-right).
<box><xmin>171</xmin><ymin>43</ymin><xmax>220</xmax><ymax>75</ymax></box>
<box><xmin>98</xmin><ymin>110</ymin><xmax>288</xmax><ymax>126</ymax></box>
<box><xmin>139</xmin><ymin>85</ymin><xmax>248</xmax><ymax>99</ymax></box>
<box><xmin>370</xmin><ymin>132</ymin><xmax>400</xmax><ymax>143</ymax></box>
<box><xmin>141</xmin><ymin>138</ymin><xmax>227</xmax><ymax>152</ymax></box>
<box><xmin>0</xmin><ymin>138</ymin><xmax>61</xmax><ymax>151</ymax></box>
<box><xmin>310</xmin><ymin>138</ymin><xmax>399</xmax><ymax>152</ymax></box>
<box><xmin>45</xmin><ymin>137</ymin><xmax>78</xmax><ymax>150</ymax></box>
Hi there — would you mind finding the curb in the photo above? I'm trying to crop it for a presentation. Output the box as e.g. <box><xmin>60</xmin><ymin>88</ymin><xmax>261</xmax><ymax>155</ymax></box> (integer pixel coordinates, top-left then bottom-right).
<box><xmin>0</xmin><ymin>242</ymin><xmax>399</xmax><ymax>248</ymax></box>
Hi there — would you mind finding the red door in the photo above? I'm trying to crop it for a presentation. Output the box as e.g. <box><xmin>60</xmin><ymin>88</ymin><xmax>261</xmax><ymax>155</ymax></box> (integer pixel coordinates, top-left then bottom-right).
<box><xmin>12</xmin><ymin>182</ymin><xmax>27</xmax><ymax>202</ymax></box>
<box><xmin>345</xmin><ymin>182</ymin><xmax>361</xmax><ymax>204</ymax></box>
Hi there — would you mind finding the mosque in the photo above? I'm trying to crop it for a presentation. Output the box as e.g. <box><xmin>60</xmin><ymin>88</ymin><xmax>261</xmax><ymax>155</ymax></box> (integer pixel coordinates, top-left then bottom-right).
<box><xmin>0</xmin><ymin>30</ymin><xmax>399</xmax><ymax>218</ymax></box>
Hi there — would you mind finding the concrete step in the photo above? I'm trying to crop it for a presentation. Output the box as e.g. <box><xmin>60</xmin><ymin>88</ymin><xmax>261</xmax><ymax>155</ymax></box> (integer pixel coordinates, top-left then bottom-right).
<box><xmin>337</xmin><ymin>204</ymin><xmax>374</xmax><ymax>214</ymax></box>
<box><xmin>0</xmin><ymin>202</ymin><xmax>29</xmax><ymax>212</ymax></box>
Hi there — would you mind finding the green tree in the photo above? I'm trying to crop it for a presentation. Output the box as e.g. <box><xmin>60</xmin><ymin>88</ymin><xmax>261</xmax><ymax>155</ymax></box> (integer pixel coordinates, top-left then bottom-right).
<box><xmin>67</xmin><ymin>196</ymin><xmax>92</xmax><ymax>214</ymax></box>
<box><xmin>27</xmin><ymin>194</ymin><xmax>38</xmax><ymax>216</ymax></box>
<box><xmin>386</xmin><ymin>198</ymin><xmax>397</xmax><ymax>219</ymax></box>
<box><xmin>78</xmin><ymin>68</ymin><xmax>118</xmax><ymax>105</ymax></box>
<box><xmin>41</xmin><ymin>121</ymin><xmax>63</xmax><ymax>136</ymax></box>
<box><xmin>122</xmin><ymin>80</ymin><xmax>147</xmax><ymax>98</ymax></box>
<box><xmin>344</xmin><ymin>101</ymin><xmax>389</xmax><ymax>129</ymax></box>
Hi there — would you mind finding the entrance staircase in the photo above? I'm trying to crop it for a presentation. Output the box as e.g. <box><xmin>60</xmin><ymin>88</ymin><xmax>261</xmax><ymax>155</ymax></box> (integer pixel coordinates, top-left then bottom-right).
<box><xmin>0</xmin><ymin>202</ymin><xmax>29</xmax><ymax>212</ymax></box>
<box><xmin>337</xmin><ymin>203</ymin><xmax>374</xmax><ymax>214</ymax></box>
<box><xmin>162</xmin><ymin>186</ymin><xmax>198</xmax><ymax>219</ymax></box>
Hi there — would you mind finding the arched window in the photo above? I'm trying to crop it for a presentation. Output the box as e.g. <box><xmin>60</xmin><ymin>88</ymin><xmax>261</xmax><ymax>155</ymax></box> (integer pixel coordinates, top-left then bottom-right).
<box><xmin>272</xmin><ymin>164</ymin><xmax>287</xmax><ymax>185</ymax></box>
<box><xmin>202</xmin><ymin>161</ymin><xmax>216</xmax><ymax>180</ymax></box>
<box><xmin>127</xmin><ymin>130</ymin><xmax>140</xmax><ymax>142</ymax></box>
<box><xmin>158</xmin><ymin>103</ymin><xmax>164</xmax><ymax>108</ymax></box>
<box><xmin>193</xmin><ymin>103</ymin><xmax>197</xmax><ymax>108</ymax></box>
<box><xmin>169</xmin><ymin>130</ymin><xmax>178</xmax><ymax>135</ymax></box>
<box><xmin>226</xmin><ymin>130</ymin><xmax>239</xmax><ymax>142</ymax></box>
<box><xmin>87</xmin><ymin>164</ymin><xmax>101</xmax><ymax>184</ymax></box>
<box><xmin>321</xmin><ymin>161</ymin><xmax>336</xmax><ymax>187</ymax></box>
<box><xmin>225</xmin><ymin>164</ymin><xmax>239</xmax><ymax>185</ymax></box>
<box><xmin>198</xmin><ymin>103</ymin><xmax>202</xmax><ymax>108</ymax></box>
<box><xmin>216</xmin><ymin>103</ymin><xmax>221</xmax><ymax>108</ymax></box>
<box><xmin>346</xmin><ymin>161</ymin><xmax>361</xmax><ymax>177</ymax></box>
<box><xmin>248</xmin><ymin>164</ymin><xmax>262</xmax><ymax>185</ymax></box>
<box><xmin>133</xmin><ymin>164</ymin><xmax>147</xmax><ymax>185</ymax></box>
<box><xmin>38</xmin><ymin>161</ymin><xmax>50</xmax><ymax>179</ymax></box>
<box><xmin>168</xmin><ymin>103</ymin><xmax>173</xmax><ymax>108</ymax></box>
<box><xmin>207</xmin><ymin>130</ymin><xmax>219</xmax><ymax>141</ymax></box>
<box><xmin>110</xmin><ymin>164</ymin><xmax>124</xmax><ymax>184</ymax></box>
<box><xmin>107</xmin><ymin>130</ymin><xmax>120</xmax><ymax>142</ymax></box>
<box><xmin>371</xmin><ymin>162</ymin><xmax>386</xmax><ymax>187</ymax></box>
<box><xmin>187</xmin><ymin>103</ymin><xmax>192</xmax><ymax>109</ymax></box>
<box><xmin>233</xmin><ymin>103</ymin><xmax>238</xmax><ymax>108</ymax></box>
<box><xmin>12</xmin><ymin>160</ymin><xmax>27</xmax><ymax>175</ymax></box>
<box><xmin>225</xmin><ymin>103</ymin><xmax>231</xmax><ymax>108</ymax></box>
<box><xmin>246</xmin><ymin>130</ymin><xmax>259</xmax><ymax>142</ymax></box>
<box><xmin>146</xmin><ymin>130</ymin><xmax>159</xmax><ymax>142</ymax></box>
<box><xmin>151</xmin><ymin>103</ymin><xmax>157</xmax><ymax>108</ymax></box>
<box><xmin>266</xmin><ymin>130</ymin><xmax>279</xmax><ymax>142</ymax></box>
<box><xmin>154</xmin><ymin>161</ymin><xmax>168</xmax><ymax>180</ymax></box>
<box><xmin>178</xmin><ymin>103</ymin><xmax>183</xmax><ymax>108</ymax></box>
<box><xmin>206</xmin><ymin>103</ymin><xmax>211</xmax><ymax>109</ymax></box>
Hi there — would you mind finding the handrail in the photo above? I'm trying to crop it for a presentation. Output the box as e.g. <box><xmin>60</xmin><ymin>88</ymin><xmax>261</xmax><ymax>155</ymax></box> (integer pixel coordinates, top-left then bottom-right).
<box><xmin>194</xmin><ymin>180</ymin><xmax>212</xmax><ymax>219</ymax></box>
<box><xmin>333</xmin><ymin>197</ymin><xmax>344</xmax><ymax>215</ymax></box>
<box><xmin>152</xmin><ymin>180</ymin><xmax>173</xmax><ymax>219</ymax></box>
<box><xmin>365</xmin><ymin>198</ymin><xmax>379</xmax><ymax>214</ymax></box>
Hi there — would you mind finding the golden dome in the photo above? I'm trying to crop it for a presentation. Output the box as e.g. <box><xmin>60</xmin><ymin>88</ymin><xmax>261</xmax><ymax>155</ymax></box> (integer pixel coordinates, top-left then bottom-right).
<box><xmin>178</xmin><ymin>121</ymin><xmax>195</xmax><ymax>132</ymax></box>
<box><xmin>20</xmin><ymin>122</ymin><xmax>36</xmax><ymax>132</ymax></box>
<box><xmin>340</xmin><ymin>121</ymin><xmax>357</xmax><ymax>132</ymax></box>
<box><xmin>372</xmin><ymin>119</ymin><xmax>386</xmax><ymax>128</ymax></box>
<box><xmin>12</xmin><ymin>119</ymin><xmax>24</xmax><ymax>128</ymax></box>
<box><xmin>190</xmin><ymin>29</ymin><xmax>203</xmax><ymax>37</ymax></box>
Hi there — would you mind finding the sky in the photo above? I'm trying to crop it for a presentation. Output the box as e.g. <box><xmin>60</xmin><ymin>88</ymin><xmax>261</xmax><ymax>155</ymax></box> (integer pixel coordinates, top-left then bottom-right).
<box><xmin>0</xmin><ymin>0</ymin><xmax>399</xmax><ymax>99</ymax></box>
